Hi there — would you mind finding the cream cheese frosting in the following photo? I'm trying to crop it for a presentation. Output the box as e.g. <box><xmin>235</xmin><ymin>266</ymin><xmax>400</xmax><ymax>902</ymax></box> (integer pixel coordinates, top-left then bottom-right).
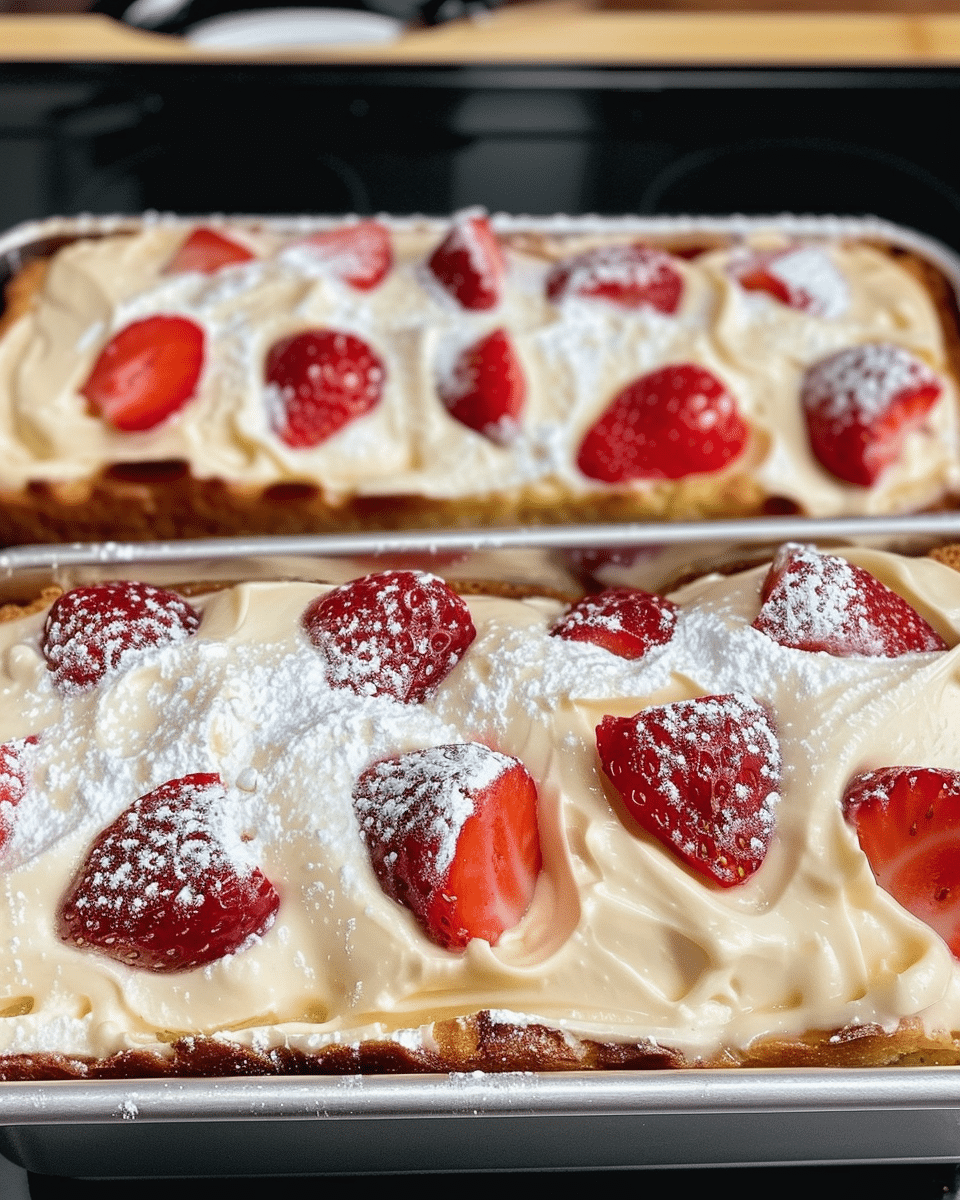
<box><xmin>3</xmin><ymin>546</ymin><xmax>960</xmax><ymax>1067</ymax></box>
<box><xmin>0</xmin><ymin>218</ymin><xmax>957</xmax><ymax>518</ymax></box>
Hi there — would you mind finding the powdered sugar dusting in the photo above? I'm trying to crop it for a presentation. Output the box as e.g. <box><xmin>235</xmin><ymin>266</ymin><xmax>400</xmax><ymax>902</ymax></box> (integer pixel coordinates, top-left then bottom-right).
<box><xmin>802</xmin><ymin>342</ymin><xmax>938</xmax><ymax>425</ymax></box>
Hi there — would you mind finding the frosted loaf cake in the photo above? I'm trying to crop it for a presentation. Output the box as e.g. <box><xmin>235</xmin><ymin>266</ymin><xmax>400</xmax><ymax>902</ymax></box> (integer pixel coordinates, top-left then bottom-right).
<box><xmin>0</xmin><ymin>214</ymin><xmax>958</xmax><ymax>542</ymax></box>
<box><xmin>4</xmin><ymin>544</ymin><xmax>960</xmax><ymax>1077</ymax></box>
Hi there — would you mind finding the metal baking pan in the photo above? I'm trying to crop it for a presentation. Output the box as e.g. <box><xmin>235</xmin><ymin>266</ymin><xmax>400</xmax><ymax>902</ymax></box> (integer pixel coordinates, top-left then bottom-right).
<box><xmin>4</xmin><ymin>517</ymin><xmax>960</xmax><ymax>1176</ymax></box>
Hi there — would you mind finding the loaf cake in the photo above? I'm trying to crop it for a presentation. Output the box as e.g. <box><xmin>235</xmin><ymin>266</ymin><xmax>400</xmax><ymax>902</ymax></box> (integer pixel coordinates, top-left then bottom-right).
<box><xmin>0</xmin><ymin>214</ymin><xmax>958</xmax><ymax>543</ymax></box>
<box><xmin>4</xmin><ymin>542</ymin><xmax>960</xmax><ymax>1079</ymax></box>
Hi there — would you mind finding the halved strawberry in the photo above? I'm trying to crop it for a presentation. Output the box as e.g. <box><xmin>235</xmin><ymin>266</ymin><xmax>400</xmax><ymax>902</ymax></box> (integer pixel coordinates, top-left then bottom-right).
<box><xmin>731</xmin><ymin>244</ymin><xmax>848</xmax><ymax>317</ymax></box>
<box><xmin>438</xmin><ymin>328</ymin><xmax>525</xmax><ymax>443</ymax></box>
<box><xmin>265</xmin><ymin>328</ymin><xmax>385</xmax><ymax>449</ymax></box>
<box><xmin>801</xmin><ymin>343</ymin><xmax>942</xmax><ymax>486</ymax></box>
<box><xmin>81</xmin><ymin>315</ymin><xmax>205</xmax><ymax>433</ymax></box>
<box><xmin>59</xmin><ymin>773</ymin><xmax>279</xmax><ymax>972</ymax></box>
<box><xmin>550</xmin><ymin>586</ymin><xmax>677</xmax><ymax>659</ymax></box>
<box><xmin>352</xmin><ymin>742</ymin><xmax>541</xmax><ymax>951</ymax></box>
<box><xmin>42</xmin><ymin>581</ymin><xmax>201</xmax><ymax>693</ymax></box>
<box><xmin>576</xmin><ymin>363</ymin><xmax>748</xmax><ymax>483</ymax></box>
<box><xmin>753</xmin><ymin>544</ymin><xmax>947</xmax><ymax>658</ymax></box>
<box><xmin>546</xmin><ymin>243</ymin><xmax>683</xmax><ymax>314</ymax></box>
<box><xmin>295</xmin><ymin>220</ymin><xmax>392</xmax><ymax>291</ymax></box>
<box><xmin>596</xmin><ymin>693</ymin><xmax>781</xmax><ymax>888</ymax></box>
<box><xmin>166</xmin><ymin>227</ymin><xmax>255</xmax><ymax>275</ymax></box>
<box><xmin>427</xmin><ymin>212</ymin><xmax>504</xmax><ymax>311</ymax></box>
<box><xmin>844</xmin><ymin>766</ymin><xmax>960</xmax><ymax>957</ymax></box>
<box><xmin>303</xmin><ymin>569</ymin><xmax>476</xmax><ymax>704</ymax></box>
<box><xmin>0</xmin><ymin>735</ymin><xmax>37</xmax><ymax>855</ymax></box>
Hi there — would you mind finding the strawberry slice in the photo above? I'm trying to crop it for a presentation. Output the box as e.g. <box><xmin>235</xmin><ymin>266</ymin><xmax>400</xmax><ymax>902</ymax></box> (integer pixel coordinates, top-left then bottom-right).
<box><xmin>438</xmin><ymin>328</ymin><xmax>525</xmax><ymax>443</ymax></box>
<box><xmin>427</xmin><ymin>212</ymin><xmax>504</xmax><ymax>311</ymax></box>
<box><xmin>265</xmin><ymin>328</ymin><xmax>385</xmax><ymax>450</ymax></box>
<box><xmin>42</xmin><ymin>581</ymin><xmax>201</xmax><ymax>693</ymax></box>
<box><xmin>295</xmin><ymin>220</ymin><xmax>392</xmax><ymax>291</ymax></box>
<box><xmin>546</xmin><ymin>243</ymin><xmax>683</xmax><ymax>314</ymax></box>
<box><xmin>0</xmin><ymin>736</ymin><xmax>37</xmax><ymax>855</ymax></box>
<box><xmin>844</xmin><ymin>766</ymin><xmax>960</xmax><ymax>957</ymax></box>
<box><xmin>59</xmin><ymin>773</ymin><xmax>280</xmax><ymax>972</ymax></box>
<box><xmin>753</xmin><ymin>544</ymin><xmax>947</xmax><ymax>658</ymax></box>
<box><xmin>166</xmin><ymin>227</ymin><xmax>255</xmax><ymax>275</ymax></box>
<box><xmin>81</xmin><ymin>315</ymin><xmax>205</xmax><ymax>433</ymax></box>
<box><xmin>731</xmin><ymin>244</ymin><xmax>848</xmax><ymax>317</ymax></box>
<box><xmin>596</xmin><ymin>693</ymin><xmax>781</xmax><ymax>888</ymax></box>
<box><xmin>801</xmin><ymin>343</ymin><xmax>942</xmax><ymax>486</ymax></box>
<box><xmin>576</xmin><ymin>363</ymin><xmax>748</xmax><ymax>483</ymax></box>
<box><xmin>550</xmin><ymin>586</ymin><xmax>677</xmax><ymax>660</ymax></box>
<box><xmin>352</xmin><ymin>742</ymin><xmax>541</xmax><ymax>951</ymax></box>
<box><xmin>303</xmin><ymin>569</ymin><xmax>476</xmax><ymax>704</ymax></box>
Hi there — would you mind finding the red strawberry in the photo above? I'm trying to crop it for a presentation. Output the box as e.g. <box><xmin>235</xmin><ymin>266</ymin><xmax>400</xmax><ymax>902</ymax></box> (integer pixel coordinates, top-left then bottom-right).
<box><xmin>295</xmin><ymin>220</ymin><xmax>392</xmax><ymax>291</ymax></box>
<box><xmin>438</xmin><ymin>329</ymin><xmax>525</xmax><ymax>443</ymax></box>
<box><xmin>550</xmin><ymin>586</ymin><xmax>677</xmax><ymax>659</ymax></box>
<box><xmin>731</xmin><ymin>244</ymin><xmax>848</xmax><ymax>317</ymax></box>
<box><xmin>546</xmin><ymin>243</ymin><xmax>683</xmax><ymax>314</ymax></box>
<box><xmin>427</xmin><ymin>212</ymin><xmax>504</xmax><ymax>311</ymax></box>
<box><xmin>753</xmin><ymin>544</ymin><xmax>947</xmax><ymax>658</ymax></box>
<box><xmin>42</xmin><ymin>581</ymin><xmax>201</xmax><ymax>693</ymax></box>
<box><xmin>596</xmin><ymin>693</ymin><xmax>781</xmax><ymax>888</ymax></box>
<box><xmin>166</xmin><ymin>227</ymin><xmax>255</xmax><ymax>275</ymax></box>
<box><xmin>576</xmin><ymin>363</ymin><xmax>748</xmax><ymax>483</ymax></box>
<box><xmin>801</xmin><ymin>343</ymin><xmax>942</xmax><ymax>486</ymax></box>
<box><xmin>352</xmin><ymin>743</ymin><xmax>541</xmax><ymax>951</ymax></box>
<box><xmin>844</xmin><ymin>766</ymin><xmax>960</xmax><ymax>957</ymax></box>
<box><xmin>81</xmin><ymin>315</ymin><xmax>204</xmax><ymax>433</ymax></box>
<box><xmin>303</xmin><ymin>570</ymin><xmax>476</xmax><ymax>704</ymax></box>
<box><xmin>59</xmin><ymin>773</ymin><xmax>279</xmax><ymax>972</ymax></box>
<box><xmin>265</xmin><ymin>328</ymin><xmax>385</xmax><ymax>450</ymax></box>
<box><xmin>0</xmin><ymin>736</ymin><xmax>37</xmax><ymax>855</ymax></box>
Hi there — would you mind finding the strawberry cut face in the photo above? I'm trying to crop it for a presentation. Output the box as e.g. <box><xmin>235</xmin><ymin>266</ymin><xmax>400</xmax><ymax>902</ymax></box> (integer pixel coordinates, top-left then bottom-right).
<box><xmin>596</xmin><ymin>693</ymin><xmax>782</xmax><ymax>888</ymax></box>
<box><xmin>753</xmin><ymin>544</ymin><xmax>948</xmax><ymax>658</ymax></box>
<box><xmin>303</xmin><ymin>570</ymin><xmax>476</xmax><ymax>704</ymax></box>
<box><xmin>801</xmin><ymin>342</ymin><xmax>942</xmax><ymax>486</ymax></box>
<box><xmin>438</xmin><ymin>328</ymin><xmax>525</xmax><ymax>443</ymax></box>
<box><xmin>844</xmin><ymin>766</ymin><xmax>960</xmax><ymax>958</ymax></box>
<box><xmin>81</xmin><ymin>315</ymin><xmax>205</xmax><ymax>433</ymax></box>
<box><xmin>551</xmin><ymin>587</ymin><xmax>677</xmax><ymax>660</ymax></box>
<box><xmin>166</xmin><ymin>227</ymin><xmax>255</xmax><ymax>274</ymax></box>
<box><xmin>352</xmin><ymin>743</ymin><xmax>541</xmax><ymax>951</ymax></box>
<box><xmin>427</xmin><ymin>212</ymin><xmax>505</xmax><ymax>311</ymax></box>
<box><xmin>59</xmin><ymin>773</ymin><xmax>280</xmax><ymax>972</ymax></box>
<box><xmin>295</xmin><ymin>220</ymin><xmax>392</xmax><ymax>291</ymax></box>
<box><xmin>42</xmin><ymin>581</ymin><xmax>201</xmax><ymax>693</ymax></box>
<box><xmin>546</xmin><ymin>243</ymin><xmax>683</xmax><ymax>313</ymax></box>
<box><xmin>0</xmin><ymin>735</ymin><xmax>37</xmax><ymax>855</ymax></box>
<box><xmin>731</xmin><ymin>244</ymin><xmax>849</xmax><ymax>318</ymax></box>
<box><xmin>265</xmin><ymin>328</ymin><xmax>385</xmax><ymax>450</ymax></box>
<box><xmin>576</xmin><ymin>363</ymin><xmax>748</xmax><ymax>484</ymax></box>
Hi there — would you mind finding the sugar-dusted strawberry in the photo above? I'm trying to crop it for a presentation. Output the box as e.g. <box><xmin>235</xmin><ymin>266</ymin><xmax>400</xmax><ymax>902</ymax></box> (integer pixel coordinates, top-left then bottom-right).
<box><xmin>731</xmin><ymin>244</ymin><xmax>848</xmax><ymax>318</ymax></box>
<box><xmin>427</xmin><ymin>211</ymin><xmax>504</xmax><ymax>311</ymax></box>
<box><xmin>438</xmin><ymin>328</ymin><xmax>525</xmax><ymax>443</ymax></box>
<box><xmin>0</xmin><ymin>735</ymin><xmax>37</xmax><ymax>855</ymax></box>
<box><xmin>81</xmin><ymin>315</ymin><xmax>204</xmax><ymax>433</ymax></box>
<box><xmin>546</xmin><ymin>243</ymin><xmax>683</xmax><ymax>314</ymax></box>
<box><xmin>801</xmin><ymin>343</ymin><xmax>942</xmax><ymax>486</ymax></box>
<box><xmin>844</xmin><ymin>766</ymin><xmax>960</xmax><ymax>957</ymax></box>
<box><xmin>303</xmin><ymin>569</ymin><xmax>476</xmax><ymax>704</ymax></box>
<box><xmin>753</xmin><ymin>544</ymin><xmax>947</xmax><ymax>658</ymax></box>
<box><xmin>295</xmin><ymin>220</ymin><xmax>392</xmax><ymax>291</ymax></box>
<box><xmin>42</xmin><ymin>581</ymin><xmax>201</xmax><ymax>693</ymax></box>
<box><xmin>550</xmin><ymin>586</ymin><xmax>677</xmax><ymax>660</ymax></box>
<box><xmin>596</xmin><ymin>693</ymin><xmax>781</xmax><ymax>887</ymax></box>
<box><xmin>59</xmin><ymin>773</ymin><xmax>279</xmax><ymax>972</ymax></box>
<box><xmin>352</xmin><ymin>742</ymin><xmax>541</xmax><ymax>951</ymax></box>
<box><xmin>576</xmin><ymin>363</ymin><xmax>748</xmax><ymax>483</ymax></box>
<box><xmin>166</xmin><ymin>227</ymin><xmax>255</xmax><ymax>275</ymax></box>
<box><xmin>265</xmin><ymin>328</ymin><xmax>385</xmax><ymax>449</ymax></box>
